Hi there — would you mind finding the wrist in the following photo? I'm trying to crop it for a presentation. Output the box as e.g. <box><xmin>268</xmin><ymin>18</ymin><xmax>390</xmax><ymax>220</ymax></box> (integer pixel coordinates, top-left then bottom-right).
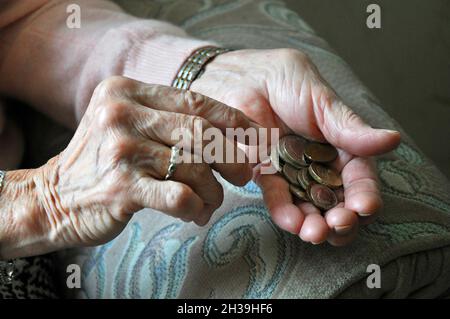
<box><xmin>122</xmin><ymin>33</ymin><xmax>217</xmax><ymax>87</ymax></box>
<box><xmin>0</xmin><ymin>159</ymin><xmax>62</xmax><ymax>259</ymax></box>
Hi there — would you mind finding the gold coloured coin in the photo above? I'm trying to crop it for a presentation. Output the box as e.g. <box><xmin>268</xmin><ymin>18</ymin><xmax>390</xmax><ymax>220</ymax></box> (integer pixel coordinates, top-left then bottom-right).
<box><xmin>279</xmin><ymin>135</ymin><xmax>309</xmax><ymax>168</ymax></box>
<box><xmin>304</xmin><ymin>142</ymin><xmax>338</xmax><ymax>163</ymax></box>
<box><xmin>307</xmin><ymin>183</ymin><xmax>338</xmax><ymax>210</ymax></box>
<box><xmin>270</xmin><ymin>144</ymin><xmax>283</xmax><ymax>172</ymax></box>
<box><xmin>290</xmin><ymin>184</ymin><xmax>309</xmax><ymax>201</ymax></box>
<box><xmin>282</xmin><ymin>164</ymin><xmax>300</xmax><ymax>186</ymax></box>
<box><xmin>308</xmin><ymin>162</ymin><xmax>343</xmax><ymax>188</ymax></box>
<box><xmin>297</xmin><ymin>168</ymin><xmax>314</xmax><ymax>190</ymax></box>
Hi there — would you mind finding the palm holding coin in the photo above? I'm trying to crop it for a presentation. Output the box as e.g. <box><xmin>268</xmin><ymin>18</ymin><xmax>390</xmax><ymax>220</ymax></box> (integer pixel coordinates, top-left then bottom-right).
<box><xmin>274</xmin><ymin>135</ymin><xmax>342</xmax><ymax>210</ymax></box>
<box><xmin>191</xmin><ymin>48</ymin><xmax>401</xmax><ymax>246</ymax></box>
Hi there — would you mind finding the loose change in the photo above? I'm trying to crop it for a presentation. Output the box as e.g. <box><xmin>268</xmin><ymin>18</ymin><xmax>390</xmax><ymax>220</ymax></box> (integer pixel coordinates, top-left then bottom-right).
<box><xmin>271</xmin><ymin>135</ymin><xmax>343</xmax><ymax>211</ymax></box>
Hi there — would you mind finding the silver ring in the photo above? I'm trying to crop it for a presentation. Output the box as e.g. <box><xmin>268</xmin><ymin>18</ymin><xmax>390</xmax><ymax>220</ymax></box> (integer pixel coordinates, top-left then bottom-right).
<box><xmin>165</xmin><ymin>146</ymin><xmax>181</xmax><ymax>180</ymax></box>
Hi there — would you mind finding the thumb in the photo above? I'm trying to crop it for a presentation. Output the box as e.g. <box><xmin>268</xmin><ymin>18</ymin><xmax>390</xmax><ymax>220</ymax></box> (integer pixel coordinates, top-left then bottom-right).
<box><xmin>316</xmin><ymin>93</ymin><xmax>401</xmax><ymax>157</ymax></box>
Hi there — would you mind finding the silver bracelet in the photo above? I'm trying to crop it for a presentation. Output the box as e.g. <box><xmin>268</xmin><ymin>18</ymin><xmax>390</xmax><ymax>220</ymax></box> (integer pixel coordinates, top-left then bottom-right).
<box><xmin>172</xmin><ymin>46</ymin><xmax>231</xmax><ymax>90</ymax></box>
<box><xmin>0</xmin><ymin>170</ymin><xmax>16</xmax><ymax>285</ymax></box>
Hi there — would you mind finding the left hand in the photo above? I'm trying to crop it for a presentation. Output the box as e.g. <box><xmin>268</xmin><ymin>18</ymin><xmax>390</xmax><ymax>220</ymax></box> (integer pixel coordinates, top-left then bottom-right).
<box><xmin>191</xmin><ymin>48</ymin><xmax>401</xmax><ymax>246</ymax></box>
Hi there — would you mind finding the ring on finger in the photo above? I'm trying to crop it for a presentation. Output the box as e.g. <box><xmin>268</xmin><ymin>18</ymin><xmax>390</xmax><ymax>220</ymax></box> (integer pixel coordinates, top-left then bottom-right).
<box><xmin>165</xmin><ymin>146</ymin><xmax>181</xmax><ymax>180</ymax></box>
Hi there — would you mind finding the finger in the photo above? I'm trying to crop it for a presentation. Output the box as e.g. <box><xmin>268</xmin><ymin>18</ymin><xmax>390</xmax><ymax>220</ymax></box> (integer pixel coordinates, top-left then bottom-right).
<box><xmin>172</xmin><ymin>157</ymin><xmax>224</xmax><ymax>226</ymax></box>
<box><xmin>329</xmin><ymin>148</ymin><xmax>354</xmax><ymax>172</ymax></box>
<box><xmin>133</xmin><ymin>107</ymin><xmax>253</xmax><ymax>186</ymax></box>
<box><xmin>125</xmin><ymin>139</ymin><xmax>224</xmax><ymax>225</ymax></box>
<box><xmin>132</xmin><ymin>176</ymin><xmax>204</xmax><ymax>221</ymax></box>
<box><xmin>312</xmin><ymin>85</ymin><xmax>401</xmax><ymax>157</ymax></box>
<box><xmin>298</xmin><ymin>202</ymin><xmax>329</xmax><ymax>244</ymax></box>
<box><xmin>326</xmin><ymin>223</ymin><xmax>359</xmax><ymax>247</ymax></box>
<box><xmin>130</xmin><ymin>83</ymin><xmax>260</xmax><ymax>139</ymax></box>
<box><xmin>255</xmin><ymin>168</ymin><xmax>304</xmax><ymax>235</ymax></box>
<box><xmin>342</xmin><ymin>157</ymin><xmax>383</xmax><ymax>217</ymax></box>
<box><xmin>324</xmin><ymin>207</ymin><xmax>359</xmax><ymax>246</ymax></box>
<box><xmin>335</xmin><ymin>188</ymin><xmax>345</xmax><ymax>203</ymax></box>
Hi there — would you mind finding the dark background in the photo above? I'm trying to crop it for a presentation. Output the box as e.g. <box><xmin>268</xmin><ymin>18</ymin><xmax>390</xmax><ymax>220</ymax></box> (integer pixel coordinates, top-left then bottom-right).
<box><xmin>285</xmin><ymin>0</ymin><xmax>450</xmax><ymax>178</ymax></box>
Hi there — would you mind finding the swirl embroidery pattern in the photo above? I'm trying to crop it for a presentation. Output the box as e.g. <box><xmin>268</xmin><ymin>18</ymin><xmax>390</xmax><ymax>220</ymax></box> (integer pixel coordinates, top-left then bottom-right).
<box><xmin>81</xmin><ymin>222</ymin><xmax>197</xmax><ymax>299</ymax></box>
<box><xmin>378</xmin><ymin>142</ymin><xmax>450</xmax><ymax>214</ymax></box>
<box><xmin>203</xmin><ymin>205</ymin><xmax>293</xmax><ymax>298</ymax></box>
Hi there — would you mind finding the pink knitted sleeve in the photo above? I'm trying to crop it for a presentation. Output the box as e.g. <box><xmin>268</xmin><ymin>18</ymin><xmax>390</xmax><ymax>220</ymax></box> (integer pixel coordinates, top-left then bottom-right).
<box><xmin>0</xmin><ymin>0</ymin><xmax>215</xmax><ymax>127</ymax></box>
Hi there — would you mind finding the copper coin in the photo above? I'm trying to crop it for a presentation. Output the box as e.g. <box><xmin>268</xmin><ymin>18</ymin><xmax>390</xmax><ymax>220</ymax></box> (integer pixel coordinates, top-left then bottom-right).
<box><xmin>297</xmin><ymin>168</ymin><xmax>314</xmax><ymax>190</ymax></box>
<box><xmin>279</xmin><ymin>135</ymin><xmax>309</xmax><ymax>168</ymax></box>
<box><xmin>304</xmin><ymin>142</ymin><xmax>338</xmax><ymax>163</ymax></box>
<box><xmin>282</xmin><ymin>164</ymin><xmax>300</xmax><ymax>186</ymax></box>
<box><xmin>278</xmin><ymin>138</ymin><xmax>300</xmax><ymax>168</ymax></box>
<box><xmin>307</xmin><ymin>183</ymin><xmax>338</xmax><ymax>210</ymax></box>
<box><xmin>270</xmin><ymin>144</ymin><xmax>283</xmax><ymax>172</ymax></box>
<box><xmin>308</xmin><ymin>162</ymin><xmax>343</xmax><ymax>188</ymax></box>
<box><xmin>290</xmin><ymin>184</ymin><xmax>309</xmax><ymax>202</ymax></box>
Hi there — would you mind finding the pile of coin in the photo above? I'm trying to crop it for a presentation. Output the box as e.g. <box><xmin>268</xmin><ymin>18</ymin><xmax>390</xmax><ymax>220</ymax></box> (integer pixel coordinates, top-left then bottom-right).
<box><xmin>271</xmin><ymin>135</ymin><xmax>343</xmax><ymax>211</ymax></box>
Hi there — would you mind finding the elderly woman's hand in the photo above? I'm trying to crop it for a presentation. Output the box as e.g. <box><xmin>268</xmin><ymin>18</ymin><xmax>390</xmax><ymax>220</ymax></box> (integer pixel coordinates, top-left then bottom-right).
<box><xmin>191</xmin><ymin>49</ymin><xmax>402</xmax><ymax>246</ymax></box>
<box><xmin>1</xmin><ymin>77</ymin><xmax>255</xmax><ymax>258</ymax></box>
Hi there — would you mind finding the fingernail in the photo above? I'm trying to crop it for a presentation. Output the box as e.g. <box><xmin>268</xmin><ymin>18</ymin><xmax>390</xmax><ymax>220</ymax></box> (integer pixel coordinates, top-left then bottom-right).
<box><xmin>380</xmin><ymin>129</ymin><xmax>399</xmax><ymax>135</ymax></box>
<box><xmin>311</xmin><ymin>240</ymin><xmax>325</xmax><ymax>245</ymax></box>
<box><xmin>358</xmin><ymin>212</ymin><xmax>372</xmax><ymax>217</ymax></box>
<box><xmin>334</xmin><ymin>225</ymin><xmax>353</xmax><ymax>236</ymax></box>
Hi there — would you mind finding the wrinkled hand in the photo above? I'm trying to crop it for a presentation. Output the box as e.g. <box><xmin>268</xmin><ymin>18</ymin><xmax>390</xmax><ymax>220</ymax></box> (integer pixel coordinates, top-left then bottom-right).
<box><xmin>37</xmin><ymin>77</ymin><xmax>253</xmax><ymax>248</ymax></box>
<box><xmin>191</xmin><ymin>49</ymin><xmax>401</xmax><ymax>246</ymax></box>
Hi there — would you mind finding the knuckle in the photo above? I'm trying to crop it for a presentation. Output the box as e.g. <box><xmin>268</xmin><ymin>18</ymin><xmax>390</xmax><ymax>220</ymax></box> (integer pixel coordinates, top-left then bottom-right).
<box><xmin>96</xmin><ymin>100</ymin><xmax>131</xmax><ymax>128</ymax></box>
<box><xmin>99</xmin><ymin>76</ymin><xmax>133</xmax><ymax>92</ymax></box>
<box><xmin>223</xmin><ymin>107</ymin><xmax>248</xmax><ymax>128</ymax></box>
<box><xmin>92</xmin><ymin>76</ymin><xmax>135</xmax><ymax>103</ymax></box>
<box><xmin>108</xmin><ymin>137</ymin><xmax>135</xmax><ymax>162</ymax></box>
<box><xmin>343</xmin><ymin>106</ymin><xmax>363</xmax><ymax>125</ymax></box>
<box><xmin>191</xmin><ymin>162</ymin><xmax>211</xmax><ymax>178</ymax></box>
<box><xmin>186</xmin><ymin>114</ymin><xmax>210</xmax><ymax>132</ymax></box>
<box><xmin>277</xmin><ymin>48</ymin><xmax>308</xmax><ymax>62</ymax></box>
<box><xmin>167</xmin><ymin>184</ymin><xmax>194</xmax><ymax>211</ymax></box>
<box><xmin>182</xmin><ymin>90</ymin><xmax>208</xmax><ymax>112</ymax></box>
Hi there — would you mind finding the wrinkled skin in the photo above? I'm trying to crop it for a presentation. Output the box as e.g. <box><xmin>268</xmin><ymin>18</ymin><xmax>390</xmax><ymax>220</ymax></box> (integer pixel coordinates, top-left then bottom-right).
<box><xmin>1</xmin><ymin>49</ymin><xmax>402</xmax><ymax>260</ymax></box>
<box><xmin>191</xmin><ymin>49</ymin><xmax>401</xmax><ymax>246</ymax></box>
<box><xmin>1</xmin><ymin>77</ymin><xmax>255</xmax><ymax>258</ymax></box>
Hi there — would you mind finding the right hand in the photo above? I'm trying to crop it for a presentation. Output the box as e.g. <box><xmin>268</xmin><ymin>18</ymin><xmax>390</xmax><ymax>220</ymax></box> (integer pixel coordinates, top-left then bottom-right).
<box><xmin>36</xmin><ymin>76</ymin><xmax>254</xmax><ymax>249</ymax></box>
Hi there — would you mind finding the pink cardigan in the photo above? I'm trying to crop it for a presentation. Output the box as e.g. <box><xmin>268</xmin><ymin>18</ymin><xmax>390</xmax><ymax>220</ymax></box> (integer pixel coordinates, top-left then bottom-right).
<box><xmin>0</xmin><ymin>0</ymin><xmax>214</xmax><ymax>128</ymax></box>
